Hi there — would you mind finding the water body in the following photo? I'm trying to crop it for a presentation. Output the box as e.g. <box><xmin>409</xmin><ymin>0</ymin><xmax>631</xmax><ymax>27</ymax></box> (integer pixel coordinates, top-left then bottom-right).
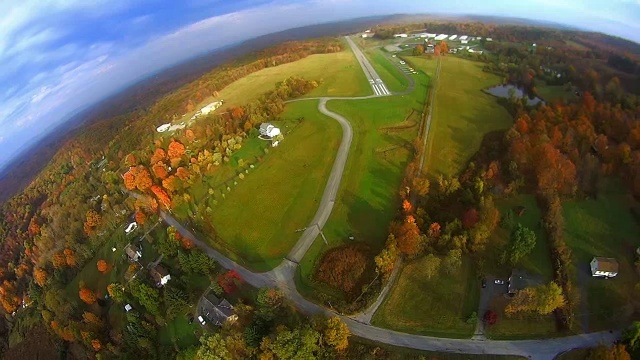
<box><xmin>486</xmin><ymin>84</ymin><xmax>544</xmax><ymax>106</ymax></box>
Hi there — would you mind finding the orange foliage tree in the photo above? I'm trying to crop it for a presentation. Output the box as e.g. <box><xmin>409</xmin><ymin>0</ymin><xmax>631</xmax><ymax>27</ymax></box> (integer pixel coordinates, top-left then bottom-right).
<box><xmin>167</xmin><ymin>140</ymin><xmax>186</xmax><ymax>159</ymax></box>
<box><xmin>123</xmin><ymin>169</ymin><xmax>136</xmax><ymax>190</ymax></box>
<box><xmin>150</xmin><ymin>148</ymin><xmax>167</xmax><ymax>165</ymax></box>
<box><xmin>401</xmin><ymin>199</ymin><xmax>413</xmax><ymax>213</ymax></box>
<box><xmin>392</xmin><ymin>216</ymin><xmax>422</xmax><ymax>256</ymax></box>
<box><xmin>52</xmin><ymin>252</ymin><xmax>66</xmax><ymax>268</ymax></box>
<box><xmin>79</xmin><ymin>287</ymin><xmax>97</xmax><ymax>305</ymax></box>
<box><xmin>152</xmin><ymin>162</ymin><xmax>169</xmax><ymax>180</ymax></box>
<box><xmin>124</xmin><ymin>153</ymin><xmax>137</xmax><ymax>167</ymax></box>
<box><xmin>135</xmin><ymin>211</ymin><xmax>146</xmax><ymax>225</ymax></box>
<box><xmin>176</xmin><ymin>167</ymin><xmax>189</xmax><ymax>181</ymax></box>
<box><xmin>96</xmin><ymin>260</ymin><xmax>108</xmax><ymax>273</ymax></box>
<box><xmin>135</xmin><ymin>166</ymin><xmax>153</xmax><ymax>191</ymax></box>
<box><xmin>64</xmin><ymin>248</ymin><xmax>77</xmax><ymax>267</ymax></box>
<box><xmin>151</xmin><ymin>185</ymin><xmax>171</xmax><ymax>208</ymax></box>
<box><xmin>34</xmin><ymin>268</ymin><xmax>47</xmax><ymax>287</ymax></box>
<box><xmin>162</xmin><ymin>175</ymin><xmax>178</xmax><ymax>193</ymax></box>
<box><xmin>91</xmin><ymin>339</ymin><xmax>102</xmax><ymax>351</ymax></box>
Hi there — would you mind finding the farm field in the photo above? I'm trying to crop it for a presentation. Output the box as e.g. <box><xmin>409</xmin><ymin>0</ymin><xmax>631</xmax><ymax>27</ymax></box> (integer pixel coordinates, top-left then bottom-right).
<box><xmin>372</xmin><ymin>257</ymin><xmax>479</xmax><ymax>338</ymax></box>
<box><xmin>423</xmin><ymin>56</ymin><xmax>512</xmax><ymax>178</ymax></box>
<box><xmin>208</xmin><ymin>100</ymin><xmax>341</xmax><ymax>270</ymax></box>
<box><xmin>562</xmin><ymin>178</ymin><xmax>640</xmax><ymax>330</ymax></box>
<box><xmin>297</xmin><ymin>69</ymin><xmax>430</xmax><ymax>301</ymax></box>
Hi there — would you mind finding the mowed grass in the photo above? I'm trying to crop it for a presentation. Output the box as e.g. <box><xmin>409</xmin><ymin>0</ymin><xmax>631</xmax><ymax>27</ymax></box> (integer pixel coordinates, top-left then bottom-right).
<box><xmin>297</xmin><ymin>70</ymin><xmax>430</xmax><ymax>299</ymax></box>
<box><xmin>373</xmin><ymin>257</ymin><xmax>479</xmax><ymax>338</ymax></box>
<box><xmin>424</xmin><ymin>56</ymin><xmax>512</xmax><ymax>178</ymax></box>
<box><xmin>537</xmin><ymin>84</ymin><xmax>578</xmax><ymax>104</ymax></box>
<box><xmin>212</xmin><ymin>48</ymin><xmax>371</xmax><ymax>112</ymax></box>
<box><xmin>209</xmin><ymin>100</ymin><xmax>341</xmax><ymax>270</ymax></box>
<box><xmin>562</xmin><ymin>178</ymin><xmax>640</xmax><ymax>330</ymax></box>
<box><xmin>485</xmin><ymin>295</ymin><xmax>558</xmax><ymax>340</ymax></box>
<box><xmin>491</xmin><ymin>195</ymin><xmax>554</xmax><ymax>279</ymax></box>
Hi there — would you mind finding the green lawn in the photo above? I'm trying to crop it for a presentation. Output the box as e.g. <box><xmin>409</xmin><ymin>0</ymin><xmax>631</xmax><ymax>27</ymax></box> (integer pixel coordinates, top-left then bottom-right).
<box><xmin>208</xmin><ymin>46</ymin><xmax>370</xmax><ymax>113</ymax></box>
<box><xmin>158</xmin><ymin>315</ymin><xmax>201</xmax><ymax>349</ymax></box>
<box><xmin>563</xmin><ymin>178</ymin><xmax>640</xmax><ymax>330</ymax></box>
<box><xmin>490</xmin><ymin>195</ymin><xmax>554</xmax><ymax>279</ymax></box>
<box><xmin>537</xmin><ymin>83</ymin><xmax>577</xmax><ymax>104</ymax></box>
<box><xmin>424</xmin><ymin>56</ymin><xmax>512</xmax><ymax>178</ymax></box>
<box><xmin>207</xmin><ymin>101</ymin><xmax>341</xmax><ymax>270</ymax></box>
<box><xmin>297</xmin><ymin>69</ymin><xmax>430</xmax><ymax>302</ymax></box>
<box><xmin>372</xmin><ymin>257</ymin><xmax>479</xmax><ymax>338</ymax></box>
<box><xmin>485</xmin><ymin>295</ymin><xmax>559</xmax><ymax>339</ymax></box>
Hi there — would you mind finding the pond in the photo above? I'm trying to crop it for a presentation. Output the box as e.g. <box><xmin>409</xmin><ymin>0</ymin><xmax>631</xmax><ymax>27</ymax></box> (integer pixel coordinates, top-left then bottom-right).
<box><xmin>486</xmin><ymin>84</ymin><xmax>544</xmax><ymax>106</ymax></box>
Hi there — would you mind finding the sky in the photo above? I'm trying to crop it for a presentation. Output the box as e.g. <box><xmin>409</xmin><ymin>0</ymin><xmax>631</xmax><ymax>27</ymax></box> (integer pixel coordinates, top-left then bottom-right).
<box><xmin>1</xmin><ymin>0</ymin><xmax>639</xmax><ymax>169</ymax></box>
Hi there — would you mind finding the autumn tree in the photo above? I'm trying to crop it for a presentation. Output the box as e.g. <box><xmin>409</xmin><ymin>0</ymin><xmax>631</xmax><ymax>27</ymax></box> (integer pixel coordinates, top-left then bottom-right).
<box><xmin>374</xmin><ymin>234</ymin><xmax>398</xmax><ymax>280</ymax></box>
<box><xmin>462</xmin><ymin>208</ymin><xmax>480</xmax><ymax>229</ymax></box>
<box><xmin>506</xmin><ymin>282</ymin><xmax>565</xmax><ymax>315</ymax></box>
<box><xmin>151</xmin><ymin>185</ymin><xmax>171</xmax><ymax>208</ymax></box>
<box><xmin>411</xmin><ymin>176</ymin><xmax>430</xmax><ymax>197</ymax></box>
<box><xmin>484</xmin><ymin>310</ymin><xmax>498</xmax><ymax>325</ymax></box>
<box><xmin>123</xmin><ymin>169</ymin><xmax>136</xmax><ymax>190</ymax></box>
<box><xmin>314</xmin><ymin>245</ymin><xmax>368</xmax><ymax>294</ymax></box>
<box><xmin>107</xmin><ymin>283</ymin><xmax>125</xmax><ymax>303</ymax></box>
<box><xmin>423</xmin><ymin>254</ymin><xmax>441</xmax><ymax>279</ymax></box>
<box><xmin>34</xmin><ymin>268</ymin><xmax>48</xmax><ymax>287</ymax></box>
<box><xmin>64</xmin><ymin>248</ymin><xmax>77</xmax><ymax>267</ymax></box>
<box><xmin>508</xmin><ymin>224</ymin><xmax>537</xmax><ymax>264</ymax></box>
<box><xmin>97</xmin><ymin>260</ymin><xmax>108</xmax><ymax>273</ymax></box>
<box><xmin>402</xmin><ymin>199</ymin><xmax>413</xmax><ymax>213</ymax></box>
<box><xmin>135</xmin><ymin>210</ymin><xmax>146</xmax><ymax>225</ymax></box>
<box><xmin>323</xmin><ymin>317</ymin><xmax>350</xmax><ymax>352</ymax></box>
<box><xmin>79</xmin><ymin>287</ymin><xmax>97</xmax><ymax>305</ymax></box>
<box><xmin>125</xmin><ymin>153</ymin><xmax>137</xmax><ymax>167</ymax></box>
<box><xmin>152</xmin><ymin>162</ymin><xmax>169</xmax><ymax>180</ymax></box>
<box><xmin>150</xmin><ymin>148</ymin><xmax>167</xmax><ymax>165</ymax></box>
<box><xmin>256</xmin><ymin>288</ymin><xmax>285</xmax><ymax>321</ymax></box>
<box><xmin>135</xmin><ymin>166</ymin><xmax>153</xmax><ymax>191</ymax></box>
<box><xmin>392</xmin><ymin>216</ymin><xmax>423</xmax><ymax>257</ymax></box>
<box><xmin>167</xmin><ymin>140</ymin><xmax>186</xmax><ymax>159</ymax></box>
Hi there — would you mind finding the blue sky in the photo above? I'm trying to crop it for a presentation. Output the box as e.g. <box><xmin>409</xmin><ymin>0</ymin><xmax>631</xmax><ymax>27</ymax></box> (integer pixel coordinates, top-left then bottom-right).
<box><xmin>1</xmin><ymin>0</ymin><xmax>639</xmax><ymax>169</ymax></box>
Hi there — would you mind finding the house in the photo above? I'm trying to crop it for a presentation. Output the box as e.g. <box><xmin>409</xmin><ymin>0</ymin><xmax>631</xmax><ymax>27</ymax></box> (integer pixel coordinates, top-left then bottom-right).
<box><xmin>590</xmin><ymin>257</ymin><xmax>619</xmax><ymax>278</ymax></box>
<box><xmin>259</xmin><ymin>123</ymin><xmax>281</xmax><ymax>138</ymax></box>
<box><xmin>124</xmin><ymin>243</ymin><xmax>142</xmax><ymax>262</ymax></box>
<box><xmin>393</xmin><ymin>33</ymin><xmax>408</xmax><ymax>38</ymax></box>
<box><xmin>150</xmin><ymin>264</ymin><xmax>171</xmax><ymax>286</ymax></box>
<box><xmin>201</xmin><ymin>292</ymin><xmax>238</xmax><ymax>326</ymax></box>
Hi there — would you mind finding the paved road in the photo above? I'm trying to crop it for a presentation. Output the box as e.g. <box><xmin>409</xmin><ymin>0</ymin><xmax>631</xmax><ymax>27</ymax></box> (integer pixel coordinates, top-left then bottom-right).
<box><xmin>154</xmin><ymin>41</ymin><xmax>620</xmax><ymax>359</ymax></box>
<box><xmin>352</xmin><ymin>258</ymin><xmax>403</xmax><ymax>324</ymax></box>
<box><xmin>345</xmin><ymin>36</ymin><xmax>390</xmax><ymax>96</ymax></box>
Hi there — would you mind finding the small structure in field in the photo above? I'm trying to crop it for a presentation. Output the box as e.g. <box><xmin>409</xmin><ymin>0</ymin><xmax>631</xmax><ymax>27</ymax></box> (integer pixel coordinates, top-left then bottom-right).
<box><xmin>590</xmin><ymin>257</ymin><xmax>619</xmax><ymax>278</ymax></box>
<box><xmin>259</xmin><ymin>123</ymin><xmax>281</xmax><ymax>138</ymax></box>
<box><xmin>124</xmin><ymin>243</ymin><xmax>142</xmax><ymax>262</ymax></box>
<box><xmin>124</xmin><ymin>304</ymin><xmax>133</xmax><ymax>312</ymax></box>
<box><xmin>150</xmin><ymin>264</ymin><xmax>171</xmax><ymax>287</ymax></box>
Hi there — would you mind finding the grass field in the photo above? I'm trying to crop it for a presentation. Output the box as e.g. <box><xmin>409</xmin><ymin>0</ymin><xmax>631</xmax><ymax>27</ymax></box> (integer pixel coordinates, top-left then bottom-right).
<box><xmin>537</xmin><ymin>83</ymin><xmax>578</xmax><ymax>104</ymax></box>
<box><xmin>372</xmin><ymin>257</ymin><xmax>479</xmax><ymax>338</ymax></box>
<box><xmin>297</xmin><ymin>69</ymin><xmax>430</xmax><ymax>301</ymax></box>
<box><xmin>563</xmin><ymin>178</ymin><xmax>640</xmax><ymax>330</ymax></box>
<box><xmin>212</xmin><ymin>47</ymin><xmax>371</xmax><ymax>112</ymax></box>
<box><xmin>490</xmin><ymin>195</ymin><xmax>554</xmax><ymax>279</ymax></box>
<box><xmin>423</xmin><ymin>56</ymin><xmax>512</xmax><ymax>178</ymax></box>
<box><xmin>484</xmin><ymin>295</ymin><xmax>559</xmax><ymax>339</ymax></box>
<box><xmin>208</xmin><ymin>101</ymin><xmax>341</xmax><ymax>270</ymax></box>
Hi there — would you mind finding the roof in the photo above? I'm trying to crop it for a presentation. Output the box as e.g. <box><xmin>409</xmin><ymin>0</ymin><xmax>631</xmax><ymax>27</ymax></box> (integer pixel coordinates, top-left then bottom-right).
<box><xmin>259</xmin><ymin>123</ymin><xmax>272</xmax><ymax>131</ymax></box>
<box><xmin>202</xmin><ymin>292</ymin><xmax>235</xmax><ymax>325</ymax></box>
<box><xmin>124</xmin><ymin>244</ymin><xmax>140</xmax><ymax>259</ymax></box>
<box><xmin>150</xmin><ymin>265</ymin><xmax>169</xmax><ymax>279</ymax></box>
<box><xmin>593</xmin><ymin>257</ymin><xmax>619</xmax><ymax>273</ymax></box>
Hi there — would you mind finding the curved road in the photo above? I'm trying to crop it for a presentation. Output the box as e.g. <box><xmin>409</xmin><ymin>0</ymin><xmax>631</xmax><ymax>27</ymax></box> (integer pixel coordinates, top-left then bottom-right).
<box><xmin>157</xmin><ymin>37</ymin><xmax>619</xmax><ymax>360</ymax></box>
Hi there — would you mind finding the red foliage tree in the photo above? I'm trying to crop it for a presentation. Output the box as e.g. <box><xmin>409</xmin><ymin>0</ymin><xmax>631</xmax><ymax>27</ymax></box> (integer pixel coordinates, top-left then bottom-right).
<box><xmin>135</xmin><ymin>211</ymin><xmax>146</xmax><ymax>225</ymax></box>
<box><xmin>462</xmin><ymin>208</ymin><xmax>480</xmax><ymax>229</ymax></box>
<box><xmin>217</xmin><ymin>270</ymin><xmax>243</xmax><ymax>294</ymax></box>
<box><xmin>427</xmin><ymin>222</ymin><xmax>441</xmax><ymax>238</ymax></box>
<box><xmin>484</xmin><ymin>310</ymin><xmax>498</xmax><ymax>325</ymax></box>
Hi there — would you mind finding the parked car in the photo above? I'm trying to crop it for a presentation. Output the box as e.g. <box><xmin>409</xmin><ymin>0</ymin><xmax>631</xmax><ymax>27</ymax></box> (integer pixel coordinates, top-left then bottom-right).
<box><xmin>482</xmin><ymin>278</ymin><xmax>487</xmax><ymax>288</ymax></box>
<box><xmin>198</xmin><ymin>316</ymin><xmax>206</xmax><ymax>325</ymax></box>
<box><xmin>494</xmin><ymin>279</ymin><xmax>505</xmax><ymax>285</ymax></box>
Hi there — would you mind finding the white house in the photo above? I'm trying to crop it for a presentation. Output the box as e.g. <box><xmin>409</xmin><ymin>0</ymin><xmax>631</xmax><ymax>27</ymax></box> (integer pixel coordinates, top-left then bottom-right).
<box><xmin>259</xmin><ymin>123</ymin><xmax>281</xmax><ymax>138</ymax></box>
<box><xmin>200</xmin><ymin>100</ymin><xmax>224</xmax><ymax>115</ymax></box>
<box><xmin>156</xmin><ymin>124</ymin><xmax>171</xmax><ymax>132</ymax></box>
<box><xmin>393</xmin><ymin>33</ymin><xmax>408</xmax><ymax>38</ymax></box>
<box><xmin>590</xmin><ymin>257</ymin><xmax>619</xmax><ymax>278</ymax></box>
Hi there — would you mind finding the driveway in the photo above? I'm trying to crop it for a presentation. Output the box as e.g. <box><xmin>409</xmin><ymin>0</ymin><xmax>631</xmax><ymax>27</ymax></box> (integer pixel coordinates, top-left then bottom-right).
<box><xmin>475</xmin><ymin>276</ymin><xmax>509</xmax><ymax>339</ymax></box>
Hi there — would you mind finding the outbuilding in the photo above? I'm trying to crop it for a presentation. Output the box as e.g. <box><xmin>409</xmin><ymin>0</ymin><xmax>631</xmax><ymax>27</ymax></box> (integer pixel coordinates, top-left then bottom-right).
<box><xmin>590</xmin><ymin>257</ymin><xmax>619</xmax><ymax>278</ymax></box>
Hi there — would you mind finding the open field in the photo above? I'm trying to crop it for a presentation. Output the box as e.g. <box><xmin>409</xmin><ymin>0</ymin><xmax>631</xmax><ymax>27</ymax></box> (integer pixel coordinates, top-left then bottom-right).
<box><xmin>207</xmin><ymin>101</ymin><xmax>341</xmax><ymax>270</ymax></box>
<box><xmin>537</xmin><ymin>83</ymin><xmax>578</xmax><ymax>103</ymax></box>
<box><xmin>372</xmin><ymin>257</ymin><xmax>479</xmax><ymax>338</ymax></box>
<box><xmin>484</xmin><ymin>295</ymin><xmax>559</xmax><ymax>339</ymax></box>
<box><xmin>423</xmin><ymin>56</ymin><xmax>512</xmax><ymax>178</ymax></box>
<box><xmin>490</xmin><ymin>195</ymin><xmax>554</xmax><ymax>279</ymax></box>
<box><xmin>213</xmin><ymin>48</ymin><xmax>371</xmax><ymax>111</ymax></box>
<box><xmin>297</xmin><ymin>70</ymin><xmax>430</xmax><ymax>301</ymax></box>
<box><xmin>562</xmin><ymin>178</ymin><xmax>640</xmax><ymax>330</ymax></box>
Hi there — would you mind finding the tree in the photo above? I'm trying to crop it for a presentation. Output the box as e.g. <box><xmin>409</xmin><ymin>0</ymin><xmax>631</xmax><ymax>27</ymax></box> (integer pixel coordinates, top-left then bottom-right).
<box><xmin>506</xmin><ymin>282</ymin><xmax>565</xmax><ymax>315</ymax></box>
<box><xmin>164</xmin><ymin>286</ymin><xmax>189</xmax><ymax>320</ymax></box>
<box><xmin>624</xmin><ymin>321</ymin><xmax>640</xmax><ymax>352</ymax></box>
<box><xmin>129</xmin><ymin>280</ymin><xmax>161</xmax><ymax>316</ymax></box>
<box><xmin>462</xmin><ymin>208</ymin><xmax>480</xmax><ymax>229</ymax></box>
<box><xmin>64</xmin><ymin>248</ymin><xmax>77</xmax><ymax>267</ymax></box>
<box><xmin>152</xmin><ymin>162</ymin><xmax>169</xmax><ymax>180</ymax></box>
<box><xmin>411</xmin><ymin>176</ymin><xmax>430</xmax><ymax>197</ymax></box>
<box><xmin>150</xmin><ymin>148</ymin><xmax>167</xmax><ymax>165</ymax></box>
<box><xmin>107</xmin><ymin>283</ymin><xmax>125</xmax><ymax>303</ymax></box>
<box><xmin>151</xmin><ymin>185</ymin><xmax>171</xmax><ymax>208</ymax></box>
<box><xmin>97</xmin><ymin>260</ymin><xmax>108</xmax><ymax>273</ymax></box>
<box><xmin>323</xmin><ymin>317</ymin><xmax>350</xmax><ymax>352</ymax></box>
<box><xmin>413</xmin><ymin>44</ymin><xmax>425</xmax><ymax>56</ymax></box>
<box><xmin>314</xmin><ymin>245</ymin><xmax>368</xmax><ymax>293</ymax></box>
<box><xmin>509</xmin><ymin>224</ymin><xmax>537</xmax><ymax>264</ymax></box>
<box><xmin>256</xmin><ymin>288</ymin><xmax>285</xmax><ymax>321</ymax></box>
<box><xmin>168</xmin><ymin>140</ymin><xmax>186</xmax><ymax>159</ymax></box>
<box><xmin>483</xmin><ymin>310</ymin><xmax>498</xmax><ymax>325</ymax></box>
<box><xmin>402</xmin><ymin>199</ymin><xmax>413</xmax><ymax>213</ymax></box>
<box><xmin>135</xmin><ymin>210</ymin><xmax>146</xmax><ymax>225</ymax></box>
<box><xmin>442</xmin><ymin>249</ymin><xmax>462</xmax><ymax>274</ymax></box>
<box><xmin>135</xmin><ymin>166</ymin><xmax>153</xmax><ymax>191</ymax></box>
<box><xmin>79</xmin><ymin>287</ymin><xmax>97</xmax><ymax>305</ymax></box>
<box><xmin>392</xmin><ymin>216</ymin><xmax>422</xmax><ymax>256</ymax></box>
<box><xmin>34</xmin><ymin>268</ymin><xmax>47</xmax><ymax>287</ymax></box>
<box><xmin>269</xmin><ymin>326</ymin><xmax>320</xmax><ymax>360</ymax></box>
<box><xmin>197</xmin><ymin>333</ymin><xmax>231</xmax><ymax>360</ymax></box>
<box><xmin>427</xmin><ymin>222</ymin><xmax>441</xmax><ymax>238</ymax></box>
<box><xmin>423</xmin><ymin>254</ymin><xmax>441</xmax><ymax>279</ymax></box>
